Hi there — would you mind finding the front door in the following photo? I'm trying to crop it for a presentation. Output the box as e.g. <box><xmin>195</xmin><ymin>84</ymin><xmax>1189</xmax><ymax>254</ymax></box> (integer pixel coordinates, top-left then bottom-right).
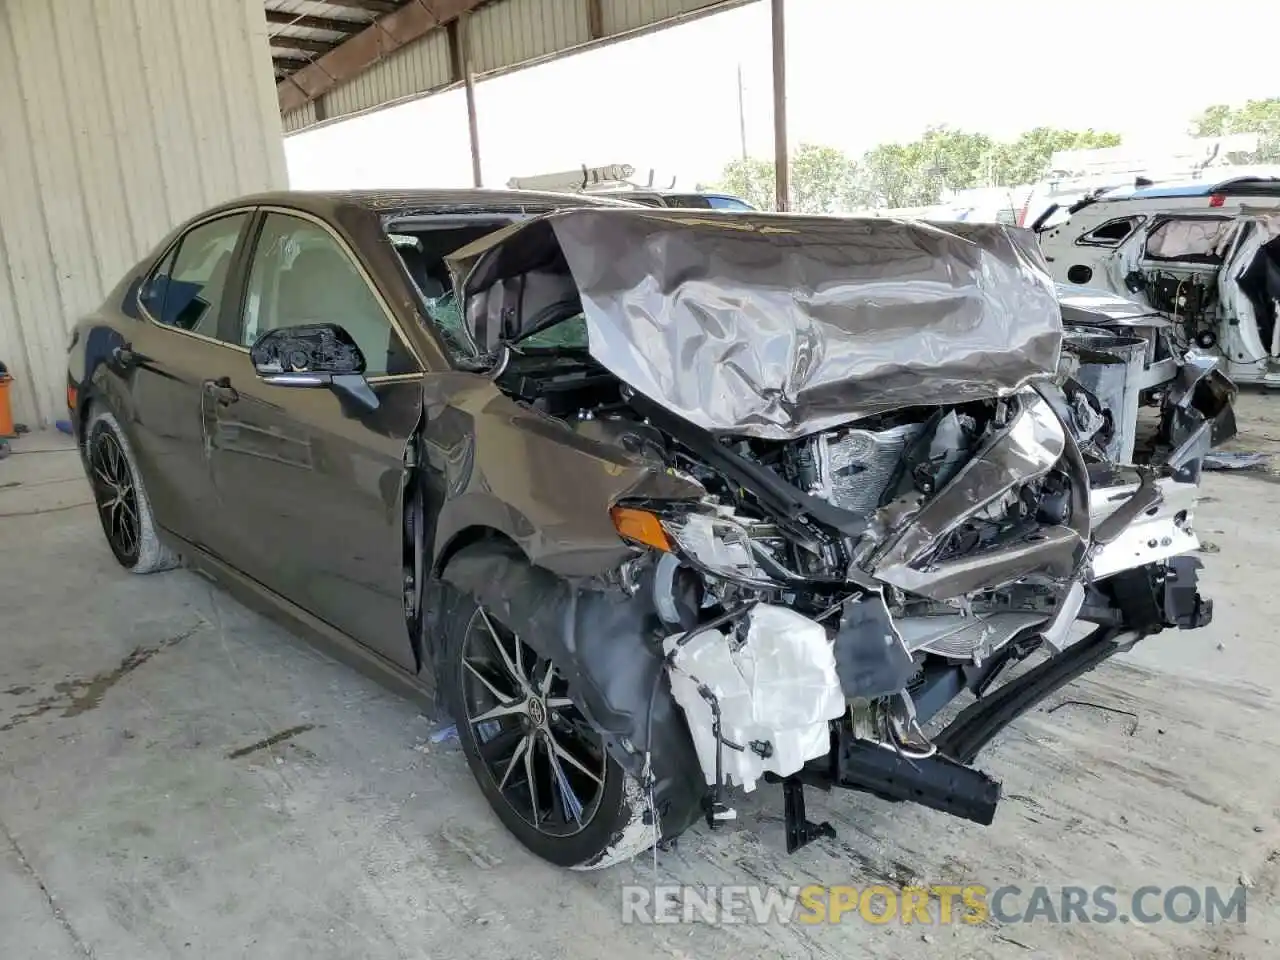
<box><xmin>206</xmin><ymin>210</ymin><xmax>425</xmax><ymax>671</ymax></box>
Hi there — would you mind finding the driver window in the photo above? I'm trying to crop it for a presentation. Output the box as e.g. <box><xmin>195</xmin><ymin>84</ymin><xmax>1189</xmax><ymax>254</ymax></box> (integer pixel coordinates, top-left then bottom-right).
<box><xmin>242</xmin><ymin>213</ymin><xmax>417</xmax><ymax>377</ymax></box>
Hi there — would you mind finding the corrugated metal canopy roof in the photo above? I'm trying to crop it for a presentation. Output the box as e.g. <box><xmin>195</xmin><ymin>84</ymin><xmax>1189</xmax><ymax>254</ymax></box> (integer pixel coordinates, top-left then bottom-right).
<box><xmin>267</xmin><ymin>0</ymin><xmax>488</xmax><ymax>105</ymax></box>
<box><xmin>266</xmin><ymin>0</ymin><xmax>417</xmax><ymax>81</ymax></box>
<box><xmin>270</xmin><ymin>0</ymin><xmax>745</xmax><ymax>131</ymax></box>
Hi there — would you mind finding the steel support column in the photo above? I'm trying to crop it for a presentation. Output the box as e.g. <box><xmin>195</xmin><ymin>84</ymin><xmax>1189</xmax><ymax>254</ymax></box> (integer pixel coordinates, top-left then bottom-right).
<box><xmin>770</xmin><ymin>0</ymin><xmax>789</xmax><ymax>211</ymax></box>
<box><xmin>459</xmin><ymin>12</ymin><xmax>483</xmax><ymax>187</ymax></box>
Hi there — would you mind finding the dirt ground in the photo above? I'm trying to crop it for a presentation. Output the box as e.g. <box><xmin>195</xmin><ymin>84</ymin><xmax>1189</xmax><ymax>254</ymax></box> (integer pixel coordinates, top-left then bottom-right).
<box><xmin>3</xmin><ymin>396</ymin><xmax>1280</xmax><ymax>959</ymax></box>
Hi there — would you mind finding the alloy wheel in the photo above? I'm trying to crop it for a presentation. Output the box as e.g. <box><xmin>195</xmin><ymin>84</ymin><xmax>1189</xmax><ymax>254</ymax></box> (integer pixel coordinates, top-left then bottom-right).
<box><xmin>89</xmin><ymin>427</ymin><xmax>141</xmax><ymax>564</ymax></box>
<box><xmin>460</xmin><ymin>607</ymin><xmax>609</xmax><ymax>837</ymax></box>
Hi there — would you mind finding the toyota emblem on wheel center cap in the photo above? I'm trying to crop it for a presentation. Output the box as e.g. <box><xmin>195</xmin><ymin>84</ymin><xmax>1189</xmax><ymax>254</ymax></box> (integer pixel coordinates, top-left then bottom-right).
<box><xmin>527</xmin><ymin>697</ymin><xmax>546</xmax><ymax>726</ymax></box>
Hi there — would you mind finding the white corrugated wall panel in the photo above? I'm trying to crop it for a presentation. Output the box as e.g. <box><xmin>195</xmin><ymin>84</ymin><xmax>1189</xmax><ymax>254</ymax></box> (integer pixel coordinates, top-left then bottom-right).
<box><xmin>600</xmin><ymin>0</ymin><xmax>726</xmax><ymax>36</ymax></box>
<box><xmin>468</xmin><ymin>0</ymin><xmax>590</xmax><ymax>75</ymax></box>
<box><xmin>0</xmin><ymin>0</ymin><xmax>286</xmax><ymax>428</ymax></box>
<box><xmin>324</xmin><ymin>29</ymin><xmax>451</xmax><ymax>121</ymax></box>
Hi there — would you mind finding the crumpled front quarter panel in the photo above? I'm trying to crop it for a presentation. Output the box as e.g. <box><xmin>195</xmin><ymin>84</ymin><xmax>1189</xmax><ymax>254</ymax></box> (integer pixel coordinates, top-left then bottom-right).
<box><xmin>425</xmin><ymin>375</ymin><xmax>701</xmax><ymax>578</ymax></box>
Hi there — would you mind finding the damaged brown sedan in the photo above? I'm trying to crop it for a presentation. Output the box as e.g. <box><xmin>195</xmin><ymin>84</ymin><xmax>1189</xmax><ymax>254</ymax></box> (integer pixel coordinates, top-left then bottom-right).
<box><xmin>68</xmin><ymin>191</ymin><xmax>1230</xmax><ymax>870</ymax></box>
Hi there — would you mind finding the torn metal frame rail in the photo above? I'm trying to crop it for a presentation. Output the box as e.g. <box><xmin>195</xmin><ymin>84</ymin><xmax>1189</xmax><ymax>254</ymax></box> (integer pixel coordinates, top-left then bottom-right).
<box><xmin>932</xmin><ymin>624</ymin><xmax>1125</xmax><ymax>765</ymax></box>
<box><xmin>775</xmin><ymin>625</ymin><xmax>1122</xmax><ymax>854</ymax></box>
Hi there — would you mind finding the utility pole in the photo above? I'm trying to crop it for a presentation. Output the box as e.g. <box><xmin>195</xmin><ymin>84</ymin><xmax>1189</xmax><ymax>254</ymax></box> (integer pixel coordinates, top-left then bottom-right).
<box><xmin>770</xmin><ymin>0</ymin><xmax>789</xmax><ymax>211</ymax></box>
<box><xmin>737</xmin><ymin>63</ymin><xmax>747</xmax><ymax>160</ymax></box>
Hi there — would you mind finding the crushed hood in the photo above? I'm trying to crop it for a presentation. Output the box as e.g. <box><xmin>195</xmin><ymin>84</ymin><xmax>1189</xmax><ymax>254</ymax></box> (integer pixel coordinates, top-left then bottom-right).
<box><xmin>449</xmin><ymin>208</ymin><xmax>1063</xmax><ymax>439</ymax></box>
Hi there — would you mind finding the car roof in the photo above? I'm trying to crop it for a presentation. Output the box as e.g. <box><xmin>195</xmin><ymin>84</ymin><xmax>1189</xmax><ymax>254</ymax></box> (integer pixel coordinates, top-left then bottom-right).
<box><xmin>1099</xmin><ymin>174</ymin><xmax>1280</xmax><ymax>202</ymax></box>
<box><xmin>209</xmin><ymin>187</ymin><xmax>637</xmax><ymax>220</ymax></box>
<box><xmin>632</xmin><ymin>190</ymin><xmax>736</xmax><ymax>198</ymax></box>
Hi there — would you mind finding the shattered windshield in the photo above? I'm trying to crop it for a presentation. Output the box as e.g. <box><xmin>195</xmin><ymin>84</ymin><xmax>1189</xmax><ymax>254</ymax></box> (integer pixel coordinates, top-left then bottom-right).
<box><xmin>420</xmin><ymin>290</ymin><xmax>473</xmax><ymax>360</ymax></box>
<box><xmin>420</xmin><ymin>287</ymin><xmax>587</xmax><ymax>361</ymax></box>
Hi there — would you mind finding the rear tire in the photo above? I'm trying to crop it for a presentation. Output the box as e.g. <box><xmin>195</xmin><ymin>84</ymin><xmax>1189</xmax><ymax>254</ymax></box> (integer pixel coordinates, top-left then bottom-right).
<box><xmin>438</xmin><ymin>586</ymin><xmax>656</xmax><ymax>870</ymax></box>
<box><xmin>85</xmin><ymin>406</ymin><xmax>180</xmax><ymax>574</ymax></box>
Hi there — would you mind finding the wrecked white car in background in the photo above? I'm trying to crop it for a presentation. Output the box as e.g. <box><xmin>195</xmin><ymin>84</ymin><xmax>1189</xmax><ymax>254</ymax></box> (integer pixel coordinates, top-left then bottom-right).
<box><xmin>1053</xmin><ymin>283</ymin><xmax>1237</xmax><ymax>464</ymax></box>
<box><xmin>1037</xmin><ymin>172</ymin><xmax>1280</xmax><ymax>388</ymax></box>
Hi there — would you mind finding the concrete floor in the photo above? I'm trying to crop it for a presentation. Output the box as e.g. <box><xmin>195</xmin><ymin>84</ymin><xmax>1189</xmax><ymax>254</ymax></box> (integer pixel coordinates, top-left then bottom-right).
<box><xmin>3</xmin><ymin>402</ymin><xmax>1280</xmax><ymax>960</ymax></box>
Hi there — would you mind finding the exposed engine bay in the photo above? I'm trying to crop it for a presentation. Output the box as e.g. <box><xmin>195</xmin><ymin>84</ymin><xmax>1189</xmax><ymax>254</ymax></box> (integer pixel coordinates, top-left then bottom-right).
<box><xmin>434</xmin><ymin>207</ymin><xmax>1221</xmax><ymax>854</ymax></box>
<box><xmin>487</xmin><ymin>341</ymin><xmax>1213</xmax><ymax>837</ymax></box>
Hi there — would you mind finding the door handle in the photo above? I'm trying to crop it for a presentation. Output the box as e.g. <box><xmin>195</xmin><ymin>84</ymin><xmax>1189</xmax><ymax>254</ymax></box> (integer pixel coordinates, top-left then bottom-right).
<box><xmin>113</xmin><ymin>341</ymin><xmax>154</xmax><ymax>368</ymax></box>
<box><xmin>203</xmin><ymin>376</ymin><xmax>239</xmax><ymax>406</ymax></box>
<box><xmin>113</xmin><ymin>342</ymin><xmax>141</xmax><ymax>368</ymax></box>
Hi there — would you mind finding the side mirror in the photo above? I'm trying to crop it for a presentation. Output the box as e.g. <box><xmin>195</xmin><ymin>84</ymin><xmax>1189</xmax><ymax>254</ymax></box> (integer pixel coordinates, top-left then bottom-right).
<box><xmin>250</xmin><ymin>322</ymin><xmax>365</xmax><ymax>377</ymax></box>
<box><xmin>250</xmin><ymin>323</ymin><xmax>379</xmax><ymax>413</ymax></box>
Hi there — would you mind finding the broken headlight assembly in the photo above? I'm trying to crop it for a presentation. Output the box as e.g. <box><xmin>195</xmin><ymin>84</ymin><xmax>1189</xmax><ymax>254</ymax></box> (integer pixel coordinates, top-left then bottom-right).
<box><xmin>611</xmin><ymin>504</ymin><xmax>813</xmax><ymax>589</ymax></box>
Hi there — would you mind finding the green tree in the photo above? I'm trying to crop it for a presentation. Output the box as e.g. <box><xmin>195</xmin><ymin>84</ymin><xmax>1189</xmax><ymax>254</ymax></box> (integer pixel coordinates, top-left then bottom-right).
<box><xmin>1190</xmin><ymin>104</ymin><xmax>1233</xmax><ymax>138</ymax></box>
<box><xmin>853</xmin><ymin>126</ymin><xmax>1122</xmax><ymax>209</ymax></box>
<box><xmin>713</xmin><ymin>126</ymin><xmax>1128</xmax><ymax>214</ymax></box>
<box><xmin>856</xmin><ymin>141</ymin><xmax>936</xmax><ymax>207</ymax></box>
<box><xmin>1190</xmin><ymin>99</ymin><xmax>1280</xmax><ymax>162</ymax></box>
<box><xmin>917</xmin><ymin>126</ymin><xmax>995</xmax><ymax>192</ymax></box>
<box><xmin>716</xmin><ymin>145</ymin><xmax>861</xmax><ymax>213</ymax></box>
<box><xmin>989</xmin><ymin>127</ymin><xmax>1122</xmax><ymax>185</ymax></box>
<box><xmin>853</xmin><ymin>128</ymin><xmax>996</xmax><ymax>208</ymax></box>
<box><xmin>791</xmin><ymin>143</ymin><xmax>861</xmax><ymax>213</ymax></box>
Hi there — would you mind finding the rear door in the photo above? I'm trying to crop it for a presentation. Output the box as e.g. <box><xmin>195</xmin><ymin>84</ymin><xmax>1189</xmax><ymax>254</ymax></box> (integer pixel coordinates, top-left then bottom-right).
<box><xmin>1122</xmin><ymin>215</ymin><xmax>1237</xmax><ymax>350</ymax></box>
<box><xmin>1219</xmin><ymin>215</ymin><xmax>1280</xmax><ymax>362</ymax></box>
<box><xmin>125</xmin><ymin>211</ymin><xmax>254</xmax><ymax>553</ymax></box>
<box><xmin>205</xmin><ymin>209</ymin><xmax>425</xmax><ymax>670</ymax></box>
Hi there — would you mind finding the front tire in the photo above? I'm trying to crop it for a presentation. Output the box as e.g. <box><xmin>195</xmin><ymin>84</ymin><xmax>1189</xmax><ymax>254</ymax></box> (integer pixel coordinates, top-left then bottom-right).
<box><xmin>85</xmin><ymin>406</ymin><xmax>180</xmax><ymax>574</ymax></box>
<box><xmin>439</xmin><ymin>589</ymin><xmax>656</xmax><ymax>869</ymax></box>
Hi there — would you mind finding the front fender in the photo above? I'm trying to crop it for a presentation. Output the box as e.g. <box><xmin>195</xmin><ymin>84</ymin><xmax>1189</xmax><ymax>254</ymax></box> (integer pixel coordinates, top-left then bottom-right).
<box><xmin>423</xmin><ymin>375</ymin><xmax>700</xmax><ymax>579</ymax></box>
<box><xmin>432</xmin><ymin>491</ymin><xmax>638</xmax><ymax>579</ymax></box>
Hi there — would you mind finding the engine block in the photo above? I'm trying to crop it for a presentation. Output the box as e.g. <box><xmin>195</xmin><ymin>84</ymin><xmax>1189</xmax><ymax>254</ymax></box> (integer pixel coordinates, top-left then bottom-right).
<box><xmin>812</xmin><ymin>422</ymin><xmax>925</xmax><ymax>516</ymax></box>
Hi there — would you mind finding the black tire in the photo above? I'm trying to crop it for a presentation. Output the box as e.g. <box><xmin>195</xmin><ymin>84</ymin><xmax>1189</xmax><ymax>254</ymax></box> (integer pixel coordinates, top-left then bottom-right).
<box><xmin>438</xmin><ymin>587</ymin><xmax>655</xmax><ymax>870</ymax></box>
<box><xmin>85</xmin><ymin>406</ymin><xmax>180</xmax><ymax>574</ymax></box>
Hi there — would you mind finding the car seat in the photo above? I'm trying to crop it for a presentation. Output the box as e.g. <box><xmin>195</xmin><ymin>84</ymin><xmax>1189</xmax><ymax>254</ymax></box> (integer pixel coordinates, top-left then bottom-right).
<box><xmin>277</xmin><ymin>247</ymin><xmax>399</xmax><ymax>374</ymax></box>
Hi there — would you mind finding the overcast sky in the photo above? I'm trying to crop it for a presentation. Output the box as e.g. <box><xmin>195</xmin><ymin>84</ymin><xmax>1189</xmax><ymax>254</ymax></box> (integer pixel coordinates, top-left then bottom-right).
<box><xmin>285</xmin><ymin>0</ymin><xmax>1279</xmax><ymax>191</ymax></box>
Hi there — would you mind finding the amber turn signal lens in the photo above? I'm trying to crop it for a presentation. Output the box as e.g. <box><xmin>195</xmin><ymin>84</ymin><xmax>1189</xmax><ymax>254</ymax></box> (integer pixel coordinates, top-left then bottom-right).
<box><xmin>610</xmin><ymin>506</ymin><xmax>672</xmax><ymax>552</ymax></box>
<box><xmin>66</xmin><ymin>385</ymin><xmax>78</xmax><ymax>410</ymax></box>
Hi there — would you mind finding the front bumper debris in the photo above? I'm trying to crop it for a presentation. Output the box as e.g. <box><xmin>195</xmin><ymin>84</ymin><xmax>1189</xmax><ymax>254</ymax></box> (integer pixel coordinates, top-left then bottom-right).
<box><xmin>836</xmin><ymin>737</ymin><xmax>1002</xmax><ymax>825</ymax></box>
<box><xmin>777</xmin><ymin>554</ymin><xmax>1212</xmax><ymax>853</ymax></box>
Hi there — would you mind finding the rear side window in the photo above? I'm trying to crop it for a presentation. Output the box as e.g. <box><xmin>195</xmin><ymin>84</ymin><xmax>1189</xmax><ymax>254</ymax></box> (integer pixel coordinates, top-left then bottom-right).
<box><xmin>705</xmin><ymin>195</ymin><xmax>755</xmax><ymax>211</ymax></box>
<box><xmin>1075</xmin><ymin>216</ymin><xmax>1144</xmax><ymax>247</ymax></box>
<box><xmin>1144</xmin><ymin>217</ymin><xmax>1235</xmax><ymax>263</ymax></box>
<box><xmin>650</xmin><ymin>194</ymin><xmax>754</xmax><ymax>211</ymax></box>
<box><xmin>140</xmin><ymin>214</ymin><xmax>248</xmax><ymax>338</ymax></box>
<box><xmin>622</xmin><ymin>194</ymin><xmax>667</xmax><ymax>207</ymax></box>
<box><xmin>661</xmin><ymin>194</ymin><xmax>714</xmax><ymax>208</ymax></box>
